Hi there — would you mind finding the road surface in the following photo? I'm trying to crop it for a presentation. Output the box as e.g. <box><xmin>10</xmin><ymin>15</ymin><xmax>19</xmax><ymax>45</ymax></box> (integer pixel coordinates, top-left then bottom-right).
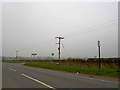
<box><xmin>2</xmin><ymin>63</ymin><xmax>119</xmax><ymax>89</ymax></box>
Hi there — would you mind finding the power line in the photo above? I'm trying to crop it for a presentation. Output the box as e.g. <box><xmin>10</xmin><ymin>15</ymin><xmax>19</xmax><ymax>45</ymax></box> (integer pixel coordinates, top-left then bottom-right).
<box><xmin>18</xmin><ymin>18</ymin><xmax>118</xmax><ymax>54</ymax></box>
<box><xmin>20</xmin><ymin>18</ymin><xmax>118</xmax><ymax>51</ymax></box>
<box><xmin>64</xmin><ymin>18</ymin><xmax>118</xmax><ymax>39</ymax></box>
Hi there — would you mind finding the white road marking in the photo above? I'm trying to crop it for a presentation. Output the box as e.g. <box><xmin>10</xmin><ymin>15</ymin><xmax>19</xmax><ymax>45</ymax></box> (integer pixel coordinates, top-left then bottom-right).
<box><xmin>9</xmin><ymin>68</ymin><xmax>16</xmax><ymax>72</ymax></box>
<box><xmin>64</xmin><ymin>73</ymin><xmax>118</xmax><ymax>84</ymax></box>
<box><xmin>21</xmin><ymin>73</ymin><xmax>55</xmax><ymax>89</ymax></box>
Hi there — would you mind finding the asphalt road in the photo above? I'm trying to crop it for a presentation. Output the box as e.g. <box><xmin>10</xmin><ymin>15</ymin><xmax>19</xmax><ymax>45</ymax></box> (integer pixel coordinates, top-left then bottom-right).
<box><xmin>2</xmin><ymin>63</ymin><xmax>119</xmax><ymax>89</ymax></box>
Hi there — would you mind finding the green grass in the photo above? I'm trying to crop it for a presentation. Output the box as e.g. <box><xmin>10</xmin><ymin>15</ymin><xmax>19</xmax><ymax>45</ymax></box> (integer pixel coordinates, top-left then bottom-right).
<box><xmin>24</xmin><ymin>61</ymin><xmax>119</xmax><ymax>77</ymax></box>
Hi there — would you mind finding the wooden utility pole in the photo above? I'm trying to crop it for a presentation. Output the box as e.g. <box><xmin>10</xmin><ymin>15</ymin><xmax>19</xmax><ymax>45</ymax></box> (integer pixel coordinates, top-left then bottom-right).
<box><xmin>55</xmin><ymin>36</ymin><xmax>64</xmax><ymax>61</ymax></box>
<box><xmin>16</xmin><ymin>50</ymin><xmax>18</xmax><ymax>61</ymax></box>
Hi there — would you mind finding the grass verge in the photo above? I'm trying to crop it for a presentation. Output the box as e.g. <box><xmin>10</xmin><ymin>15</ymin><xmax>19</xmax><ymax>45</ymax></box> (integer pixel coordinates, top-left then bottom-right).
<box><xmin>24</xmin><ymin>61</ymin><xmax>119</xmax><ymax>77</ymax></box>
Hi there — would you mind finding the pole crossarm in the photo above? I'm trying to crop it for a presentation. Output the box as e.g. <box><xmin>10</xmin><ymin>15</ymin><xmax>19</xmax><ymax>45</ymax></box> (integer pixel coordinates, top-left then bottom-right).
<box><xmin>55</xmin><ymin>36</ymin><xmax>64</xmax><ymax>39</ymax></box>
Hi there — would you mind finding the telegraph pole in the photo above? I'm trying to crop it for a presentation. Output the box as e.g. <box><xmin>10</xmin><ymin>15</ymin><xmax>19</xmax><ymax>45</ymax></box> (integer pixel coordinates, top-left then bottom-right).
<box><xmin>55</xmin><ymin>36</ymin><xmax>64</xmax><ymax>61</ymax></box>
<box><xmin>16</xmin><ymin>50</ymin><xmax>18</xmax><ymax>61</ymax></box>
<box><xmin>97</xmin><ymin>41</ymin><xmax>101</xmax><ymax>69</ymax></box>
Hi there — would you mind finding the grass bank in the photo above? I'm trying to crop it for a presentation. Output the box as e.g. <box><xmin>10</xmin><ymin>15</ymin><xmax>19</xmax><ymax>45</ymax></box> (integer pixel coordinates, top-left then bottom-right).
<box><xmin>24</xmin><ymin>61</ymin><xmax>119</xmax><ymax>77</ymax></box>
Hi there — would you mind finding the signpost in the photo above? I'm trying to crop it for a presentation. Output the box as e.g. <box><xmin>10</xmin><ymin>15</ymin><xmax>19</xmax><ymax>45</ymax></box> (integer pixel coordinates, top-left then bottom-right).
<box><xmin>31</xmin><ymin>53</ymin><xmax>37</xmax><ymax>61</ymax></box>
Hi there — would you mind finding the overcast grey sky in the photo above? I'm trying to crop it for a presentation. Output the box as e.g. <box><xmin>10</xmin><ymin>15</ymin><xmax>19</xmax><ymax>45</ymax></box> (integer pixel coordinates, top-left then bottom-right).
<box><xmin>2</xmin><ymin>1</ymin><xmax>118</xmax><ymax>58</ymax></box>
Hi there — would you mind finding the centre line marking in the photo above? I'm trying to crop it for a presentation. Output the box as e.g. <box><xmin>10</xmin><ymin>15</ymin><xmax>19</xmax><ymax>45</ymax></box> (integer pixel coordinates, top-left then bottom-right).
<box><xmin>21</xmin><ymin>73</ymin><xmax>55</xmax><ymax>90</ymax></box>
<box><xmin>9</xmin><ymin>68</ymin><xmax>16</xmax><ymax>72</ymax></box>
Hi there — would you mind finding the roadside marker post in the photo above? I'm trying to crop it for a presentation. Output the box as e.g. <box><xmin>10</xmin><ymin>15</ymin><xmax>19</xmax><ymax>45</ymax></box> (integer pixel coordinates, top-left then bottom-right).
<box><xmin>97</xmin><ymin>41</ymin><xmax>101</xmax><ymax>69</ymax></box>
